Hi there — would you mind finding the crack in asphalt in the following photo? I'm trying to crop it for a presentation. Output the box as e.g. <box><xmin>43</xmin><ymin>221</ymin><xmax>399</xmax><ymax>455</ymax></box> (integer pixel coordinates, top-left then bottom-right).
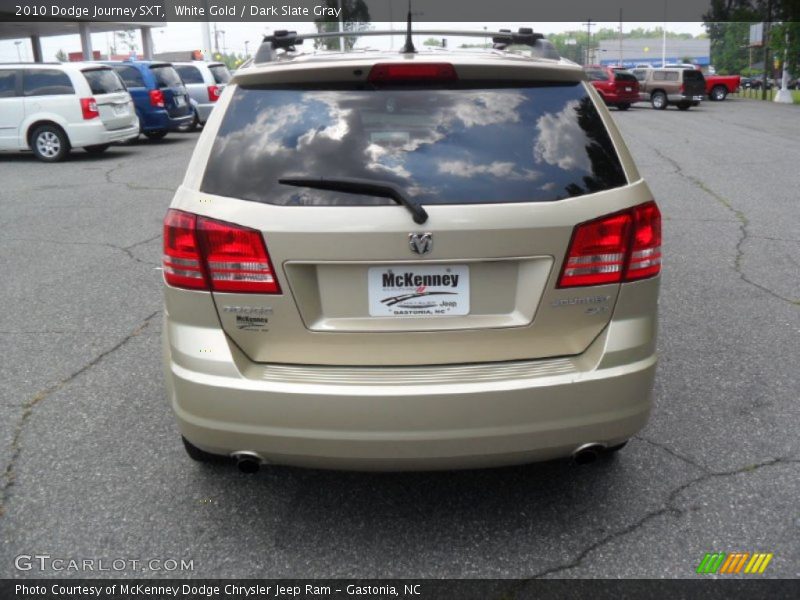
<box><xmin>103</xmin><ymin>158</ymin><xmax>180</xmax><ymax>193</ymax></box>
<box><xmin>511</xmin><ymin>454</ymin><xmax>800</xmax><ymax>583</ymax></box>
<box><xmin>650</xmin><ymin>146</ymin><xmax>800</xmax><ymax>307</ymax></box>
<box><xmin>634</xmin><ymin>435</ymin><xmax>711</xmax><ymax>473</ymax></box>
<box><xmin>0</xmin><ymin>310</ymin><xmax>160</xmax><ymax>518</ymax></box>
<box><xmin>4</xmin><ymin>235</ymin><xmax>161</xmax><ymax>267</ymax></box>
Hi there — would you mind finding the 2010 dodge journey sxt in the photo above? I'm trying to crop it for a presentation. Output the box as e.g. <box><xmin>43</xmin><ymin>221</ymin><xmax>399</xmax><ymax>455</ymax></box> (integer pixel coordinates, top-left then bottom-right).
<box><xmin>162</xmin><ymin>29</ymin><xmax>661</xmax><ymax>472</ymax></box>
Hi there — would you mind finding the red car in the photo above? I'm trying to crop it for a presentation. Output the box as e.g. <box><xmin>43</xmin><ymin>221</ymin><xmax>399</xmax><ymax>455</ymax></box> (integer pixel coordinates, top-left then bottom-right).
<box><xmin>585</xmin><ymin>66</ymin><xmax>640</xmax><ymax>110</ymax></box>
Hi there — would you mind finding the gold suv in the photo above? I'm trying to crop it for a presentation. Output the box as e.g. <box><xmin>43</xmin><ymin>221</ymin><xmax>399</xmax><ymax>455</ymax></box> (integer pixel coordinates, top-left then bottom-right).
<box><xmin>162</xmin><ymin>29</ymin><xmax>661</xmax><ymax>472</ymax></box>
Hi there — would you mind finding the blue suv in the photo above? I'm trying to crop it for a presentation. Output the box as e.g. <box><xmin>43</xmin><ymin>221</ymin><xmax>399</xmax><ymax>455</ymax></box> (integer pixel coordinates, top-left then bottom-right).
<box><xmin>102</xmin><ymin>61</ymin><xmax>193</xmax><ymax>140</ymax></box>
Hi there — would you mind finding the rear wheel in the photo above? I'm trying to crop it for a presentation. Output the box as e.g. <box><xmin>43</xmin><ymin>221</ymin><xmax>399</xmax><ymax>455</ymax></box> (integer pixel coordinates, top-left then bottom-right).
<box><xmin>84</xmin><ymin>144</ymin><xmax>110</xmax><ymax>154</ymax></box>
<box><xmin>30</xmin><ymin>125</ymin><xmax>70</xmax><ymax>162</ymax></box>
<box><xmin>677</xmin><ymin>102</ymin><xmax>691</xmax><ymax>111</ymax></box>
<box><xmin>144</xmin><ymin>129</ymin><xmax>168</xmax><ymax>141</ymax></box>
<box><xmin>651</xmin><ymin>91</ymin><xmax>667</xmax><ymax>110</ymax></box>
<box><xmin>617</xmin><ymin>103</ymin><xmax>630</xmax><ymax>111</ymax></box>
<box><xmin>182</xmin><ymin>436</ymin><xmax>224</xmax><ymax>463</ymax></box>
<box><xmin>710</xmin><ymin>85</ymin><xmax>727</xmax><ymax>101</ymax></box>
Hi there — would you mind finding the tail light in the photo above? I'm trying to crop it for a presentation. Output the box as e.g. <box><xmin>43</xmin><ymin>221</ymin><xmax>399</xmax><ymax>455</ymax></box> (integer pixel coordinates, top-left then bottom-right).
<box><xmin>626</xmin><ymin>201</ymin><xmax>662</xmax><ymax>280</ymax></box>
<box><xmin>368</xmin><ymin>63</ymin><xmax>458</xmax><ymax>83</ymax></box>
<box><xmin>80</xmin><ymin>97</ymin><xmax>99</xmax><ymax>120</ymax></box>
<box><xmin>679</xmin><ymin>84</ymin><xmax>685</xmax><ymax>93</ymax></box>
<box><xmin>163</xmin><ymin>209</ymin><xmax>281</xmax><ymax>294</ymax></box>
<box><xmin>558</xmin><ymin>201</ymin><xmax>661</xmax><ymax>288</ymax></box>
<box><xmin>149</xmin><ymin>89</ymin><xmax>165</xmax><ymax>107</ymax></box>
<box><xmin>207</xmin><ymin>84</ymin><xmax>221</xmax><ymax>102</ymax></box>
<box><xmin>163</xmin><ymin>210</ymin><xmax>206</xmax><ymax>290</ymax></box>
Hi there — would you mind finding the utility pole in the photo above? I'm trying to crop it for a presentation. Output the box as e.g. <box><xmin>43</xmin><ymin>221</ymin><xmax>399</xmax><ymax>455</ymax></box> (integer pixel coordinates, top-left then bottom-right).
<box><xmin>762</xmin><ymin>0</ymin><xmax>772</xmax><ymax>100</ymax></box>
<box><xmin>661</xmin><ymin>0</ymin><xmax>667</xmax><ymax>67</ymax></box>
<box><xmin>213</xmin><ymin>22</ymin><xmax>220</xmax><ymax>55</ymax></box>
<box><xmin>584</xmin><ymin>19</ymin><xmax>593</xmax><ymax>65</ymax></box>
<box><xmin>338</xmin><ymin>0</ymin><xmax>345</xmax><ymax>52</ymax></box>
<box><xmin>618</xmin><ymin>9</ymin><xmax>623</xmax><ymax>66</ymax></box>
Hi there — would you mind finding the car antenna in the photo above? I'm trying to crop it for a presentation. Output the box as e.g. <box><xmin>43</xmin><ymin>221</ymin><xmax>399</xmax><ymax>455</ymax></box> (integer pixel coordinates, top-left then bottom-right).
<box><xmin>399</xmin><ymin>1</ymin><xmax>416</xmax><ymax>54</ymax></box>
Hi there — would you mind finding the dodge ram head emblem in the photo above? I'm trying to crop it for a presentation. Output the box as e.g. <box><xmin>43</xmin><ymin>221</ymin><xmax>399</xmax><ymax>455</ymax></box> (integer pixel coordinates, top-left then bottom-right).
<box><xmin>408</xmin><ymin>233</ymin><xmax>433</xmax><ymax>255</ymax></box>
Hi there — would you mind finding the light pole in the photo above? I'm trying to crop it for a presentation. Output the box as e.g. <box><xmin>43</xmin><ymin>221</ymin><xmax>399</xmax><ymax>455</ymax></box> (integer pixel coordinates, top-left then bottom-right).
<box><xmin>14</xmin><ymin>40</ymin><xmax>22</xmax><ymax>61</ymax></box>
<box><xmin>774</xmin><ymin>28</ymin><xmax>793</xmax><ymax>103</ymax></box>
<box><xmin>244</xmin><ymin>40</ymin><xmax>250</xmax><ymax>58</ymax></box>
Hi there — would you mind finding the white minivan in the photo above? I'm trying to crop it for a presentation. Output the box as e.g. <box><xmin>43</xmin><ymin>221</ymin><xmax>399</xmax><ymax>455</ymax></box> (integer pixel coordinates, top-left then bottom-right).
<box><xmin>0</xmin><ymin>62</ymin><xmax>139</xmax><ymax>161</ymax></box>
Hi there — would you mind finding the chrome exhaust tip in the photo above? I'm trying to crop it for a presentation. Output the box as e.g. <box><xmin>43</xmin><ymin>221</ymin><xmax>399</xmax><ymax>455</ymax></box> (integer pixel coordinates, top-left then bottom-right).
<box><xmin>231</xmin><ymin>451</ymin><xmax>264</xmax><ymax>474</ymax></box>
<box><xmin>572</xmin><ymin>443</ymin><xmax>606</xmax><ymax>465</ymax></box>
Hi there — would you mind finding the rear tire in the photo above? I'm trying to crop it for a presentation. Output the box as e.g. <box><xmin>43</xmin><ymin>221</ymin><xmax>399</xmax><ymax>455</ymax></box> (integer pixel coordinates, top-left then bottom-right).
<box><xmin>144</xmin><ymin>129</ymin><xmax>168</xmax><ymax>141</ymax></box>
<box><xmin>710</xmin><ymin>85</ymin><xmax>727</xmax><ymax>101</ymax></box>
<box><xmin>84</xmin><ymin>144</ymin><xmax>110</xmax><ymax>154</ymax></box>
<box><xmin>651</xmin><ymin>91</ymin><xmax>667</xmax><ymax>110</ymax></box>
<box><xmin>182</xmin><ymin>436</ymin><xmax>224</xmax><ymax>463</ymax></box>
<box><xmin>617</xmin><ymin>103</ymin><xmax>630</xmax><ymax>111</ymax></box>
<box><xmin>30</xmin><ymin>124</ymin><xmax>70</xmax><ymax>162</ymax></box>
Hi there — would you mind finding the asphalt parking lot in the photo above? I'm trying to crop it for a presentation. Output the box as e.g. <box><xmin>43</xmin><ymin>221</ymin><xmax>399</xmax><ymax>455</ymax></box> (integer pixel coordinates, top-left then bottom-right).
<box><xmin>1</xmin><ymin>97</ymin><xmax>798</xmax><ymax>580</ymax></box>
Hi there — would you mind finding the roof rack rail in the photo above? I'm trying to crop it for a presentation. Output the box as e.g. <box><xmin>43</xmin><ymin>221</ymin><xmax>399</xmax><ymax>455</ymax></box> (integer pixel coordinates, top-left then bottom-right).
<box><xmin>253</xmin><ymin>28</ymin><xmax>559</xmax><ymax>64</ymax></box>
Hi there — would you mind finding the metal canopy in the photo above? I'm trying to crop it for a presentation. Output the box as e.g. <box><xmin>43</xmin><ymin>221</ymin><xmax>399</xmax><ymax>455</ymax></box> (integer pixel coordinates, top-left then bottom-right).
<box><xmin>0</xmin><ymin>21</ymin><xmax>152</xmax><ymax>40</ymax></box>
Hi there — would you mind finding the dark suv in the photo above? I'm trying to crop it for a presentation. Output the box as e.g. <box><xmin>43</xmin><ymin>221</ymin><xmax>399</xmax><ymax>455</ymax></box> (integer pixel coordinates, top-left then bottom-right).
<box><xmin>101</xmin><ymin>61</ymin><xmax>193</xmax><ymax>139</ymax></box>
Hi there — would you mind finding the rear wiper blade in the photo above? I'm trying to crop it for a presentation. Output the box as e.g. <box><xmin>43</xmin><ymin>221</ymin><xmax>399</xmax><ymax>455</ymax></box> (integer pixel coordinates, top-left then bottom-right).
<box><xmin>278</xmin><ymin>177</ymin><xmax>428</xmax><ymax>225</ymax></box>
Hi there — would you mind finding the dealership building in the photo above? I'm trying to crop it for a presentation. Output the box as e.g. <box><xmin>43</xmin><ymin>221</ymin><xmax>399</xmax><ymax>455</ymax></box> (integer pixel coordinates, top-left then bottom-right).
<box><xmin>596</xmin><ymin>38</ymin><xmax>711</xmax><ymax>69</ymax></box>
<box><xmin>0</xmin><ymin>17</ymin><xmax>155</xmax><ymax>62</ymax></box>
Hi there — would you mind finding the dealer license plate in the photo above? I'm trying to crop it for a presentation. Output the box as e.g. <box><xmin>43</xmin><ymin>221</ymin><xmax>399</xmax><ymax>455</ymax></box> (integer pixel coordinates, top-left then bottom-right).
<box><xmin>368</xmin><ymin>265</ymin><xmax>469</xmax><ymax>317</ymax></box>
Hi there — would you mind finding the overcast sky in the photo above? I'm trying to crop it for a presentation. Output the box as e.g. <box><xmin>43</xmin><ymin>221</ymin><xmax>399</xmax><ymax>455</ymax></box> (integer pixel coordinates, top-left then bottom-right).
<box><xmin>0</xmin><ymin>21</ymin><xmax>706</xmax><ymax>62</ymax></box>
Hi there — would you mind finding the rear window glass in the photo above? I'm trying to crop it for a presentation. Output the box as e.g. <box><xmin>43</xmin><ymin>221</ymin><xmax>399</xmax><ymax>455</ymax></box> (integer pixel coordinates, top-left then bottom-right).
<box><xmin>209</xmin><ymin>64</ymin><xmax>231</xmax><ymax>84</ymax></box>
<box><xmin>614</xmin><ymin>71</ymin><xmax>637</xmax><ymax>83</ymax></box>
<box><xmin>150</xmin><ymin>65</ymin><xmax>182</xmax><ymax>88</ymax></box>
<box><xmin>585</xmin><ymin>69</ymin><xmax>609</xmax><ymax>82</ymax></box>
<box><xmin>683</xmin><ymin>70</ymin><xmax>704</xmax><ymax>81</ymax></box>
<box><xmin>22</xmin><ymin>69</ymin><xmax>74</xmax><ymax>96</ymax></box>
<box><xmin>113</xmin><ymin>65</ymin><xmax>145</xmax><ymax>88</ymax></box>
<box><xmin>175</xmin><ymin>65</ymin><xmax>204</xmax><ymax>84</ymax></box>
<box><xmin>0</xmin><ymin>69</ymin><xmax>17</xmax><ymax>97</ymax></box>
<box><xmin>83</xmin><ymin>68</ymin><xmax>126</xmax><ymax>94</ymax></box>
<box><xmin>201</xmin><ymin>83</ymin><xmax>627</xmax><ymax>206</ymax></box>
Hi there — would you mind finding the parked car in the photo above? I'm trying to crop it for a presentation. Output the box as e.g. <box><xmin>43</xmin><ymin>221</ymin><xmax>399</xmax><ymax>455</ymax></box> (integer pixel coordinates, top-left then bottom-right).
<box><xmin>742</xmin><ymin>76</ymin><xmax>774</xmax><ymax>90</ymax></box>
<box><xmin>172</xmin><ymin>61</ymin><xmax>231</xmax><ymax>131</ymax></box>
<box><xmin>163</xmin><ymin>31</ymin><xmax>661</xmax><ymax>472</ymax></box>
<box><xmin>101</xmin><ymin>60</ymin><xmax>193</xmax><ymax>140</ymax></box>
<box><xmin>631</xmin><ymin>67</ymin><xmax>705</xmax><ymax>110</ymax></box>
<box><xmin>0</xmin><ymin>62</ymin><xmax>138</xmax><ymax>161</ymax></box>
<box><xmin>584</xmin><ymin>65</ymin><xmax>640</xmax><ymax>110</ymax></box>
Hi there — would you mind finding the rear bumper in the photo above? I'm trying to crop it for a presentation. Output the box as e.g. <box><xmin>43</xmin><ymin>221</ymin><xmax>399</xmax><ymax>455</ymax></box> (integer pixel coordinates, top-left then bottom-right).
<box><xmin>195</xmin><ymin>103</ymin><xmax>215</xmax><ymax>123</ymax></box>
<box><xmin>163</xmin><ymin>279</ymin><xmax>659</xmax><ymax>470</ymax></box>
<box><xmin>66</xmin><ymin>119</ymin><xmax>140</xmax><ymax>147</ymax></box>
<box><xmin>667</xmin><ymin>93</ymin><xmax>704</xmax><ymax>103</ymax></box>
<box><xmin>602</xmin><ymin>92</ymin><xmax>639</xmax><ymax>105</ymax></box>
<box><xmin>139</xmin><ymin>109</ymin><xmax>192</xmax><ymax>132</ymax></box>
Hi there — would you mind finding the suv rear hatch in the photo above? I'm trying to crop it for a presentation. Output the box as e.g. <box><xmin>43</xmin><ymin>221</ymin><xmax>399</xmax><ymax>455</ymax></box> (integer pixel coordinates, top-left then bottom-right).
<box><xmin>188</xmin><ymin>63</ymin><xmax>641</xmax><ymax>366</ymax></box>
<box><xmin>613</xmin><ymin>70</ymin><xmax>639</xmax><ymax>99</ymax></box>
<box><xmin>149</xmin><ymin>63</ymin><xmax>191</xmax><ymax>117</ymax></box>
<box><xmin>682</xmin><ymin>69</ymin><xmax>706</xmax><ymax>97</ymax></box>
<box><xmin>81</xmin><ymin>67</ymin><xmax>133</xmax><ymax>130</ymax></box>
